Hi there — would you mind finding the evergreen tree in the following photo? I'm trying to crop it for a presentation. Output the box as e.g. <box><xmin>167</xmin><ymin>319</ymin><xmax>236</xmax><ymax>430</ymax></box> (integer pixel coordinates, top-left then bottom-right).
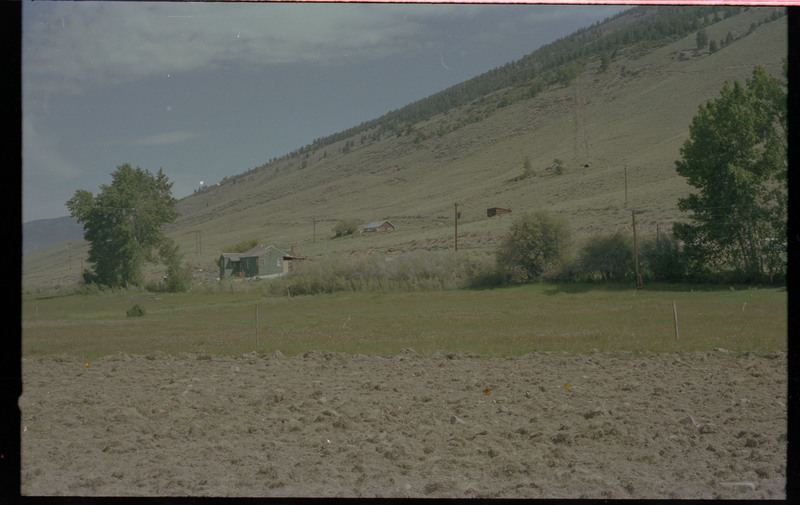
<box><xmin>696</xmin><ymin>28</ymin><xmax>708</xmax><ymax>49</ymax></box>
<box><xmin>600</xmin><ymin>51</ymin><xmax>611</xmax><ymax>72</ymax></box>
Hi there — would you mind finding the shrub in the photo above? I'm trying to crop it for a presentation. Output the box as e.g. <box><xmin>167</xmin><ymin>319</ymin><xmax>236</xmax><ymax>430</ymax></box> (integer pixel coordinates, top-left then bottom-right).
<box><xmin>639</xmin><ymin>233</ymin><xmax>686</xmax><ymax>281</ymax></box>
<box><xmin>542</xmin><ymin>255</ymin><xmax>577</xmax><ymax>283</ymax></box>
<box><xmin>79</xmin><ymin>282</ymin><xmax>104</xmax><ymax>296</ymax></box>
<box><xmin>264</xmin><ymin>251</ymin><xmax>490</xmax><ymax>296</ymax></box>
<box><xmin>466</xmin><ymin>268</ymin><xmax>505</xmax><ymax>289</ymax></box>
<box><xmin>332</xmin><ymin>219</ymin><xmax>360</xmax><ymax>238</ymax></box>
<box><xmin>514</xmin><ymin>156</ymin><xmax>535</xmax><ymax>180</ymax></box>
<box><xmin>126</xmin><ymin>304</ymin><xmax>145</xmax><ymax>318</ymax></box>
<box><xmin>495</xmin><ymin>211</ymin><xmax>572</xmax><ymax>284</ymax></box>
<box><xmin>547</xmin><ymin>158</ymin><xmax>565</xmax><ymax>175</ymax></box>
<box><xmin>222</xmin><ymin>238</ymin><xmax>260</xmax><ymax>253</ymax></box>
<box><xmin>165</xmin><ymin>263</ymin><xmax>193</xmax><ymax>292</ymax></box>
<box><xmin>577</xmin><ymin>231</ymin><xmax>634</xmax><ymax>281</ymax></box>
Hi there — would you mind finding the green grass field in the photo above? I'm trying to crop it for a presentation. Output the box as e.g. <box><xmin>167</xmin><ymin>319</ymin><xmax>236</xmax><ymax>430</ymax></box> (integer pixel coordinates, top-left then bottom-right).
<box><xmin>21</xmin><ymin>283</ymin><xmax>787</xmax><ymax>360</ymax></box>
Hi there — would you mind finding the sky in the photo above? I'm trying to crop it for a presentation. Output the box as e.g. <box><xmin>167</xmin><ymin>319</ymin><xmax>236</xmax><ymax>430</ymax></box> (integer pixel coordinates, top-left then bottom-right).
<box><xmin>22</xmin><ymin>1</ymin><xmax>630</xmax><ymax>223</ymax></box>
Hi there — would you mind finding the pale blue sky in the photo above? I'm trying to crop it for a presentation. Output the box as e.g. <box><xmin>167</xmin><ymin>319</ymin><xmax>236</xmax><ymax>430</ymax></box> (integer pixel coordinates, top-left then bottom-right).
<box><xmin>22</xmin><ymin>1</ymin><xmax>628</xmax><ymax>222</ymax></box>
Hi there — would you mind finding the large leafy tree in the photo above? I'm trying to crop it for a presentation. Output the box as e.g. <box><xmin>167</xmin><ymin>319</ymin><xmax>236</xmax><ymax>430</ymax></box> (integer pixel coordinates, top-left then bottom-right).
<box><xmin>673</xmin><ymin>65</ymin><xmax>787</xmax><ymax>282</ymax></box>
<box><xmin>67</xmin><ymin>163</ymin><xmax>182</xmax><ymax>288</ymax></box>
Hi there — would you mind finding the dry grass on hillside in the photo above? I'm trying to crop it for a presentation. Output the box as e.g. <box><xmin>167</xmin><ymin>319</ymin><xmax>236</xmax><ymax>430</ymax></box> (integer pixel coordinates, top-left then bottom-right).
<box><xmin>22</xmin><ymin>9</ymin><xmax>787</xmax><ymax>290</ymax></box>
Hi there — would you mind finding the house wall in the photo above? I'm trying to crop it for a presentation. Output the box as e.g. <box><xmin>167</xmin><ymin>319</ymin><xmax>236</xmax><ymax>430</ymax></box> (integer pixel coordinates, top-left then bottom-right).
<box><xmin>243</xmin><ymin>248</ymin><xmax>285</xmax><ymax>276</ymax></box>
<box><xmin>220</xmin><ymin>247</ymin><xmax>292</xmax><ymax>278</ymax></box>
<box><xmin>364</xmin><ymin>222</ymin><xmax>394</xmax><ymax>232</ymax></box>
<box><xmin>262</xmin><ymin>248</ymin><xmax>284</xmax><ymax>276</ymax></box>
<box><xmin>241</xmin><ymin>256</ymin><xmax>260</xmax><ymax>277</ymax></box>
<box><xmin>219</xmin><ymin>256</ymin><xmax>237</xmax><ymax>278</ymax></box>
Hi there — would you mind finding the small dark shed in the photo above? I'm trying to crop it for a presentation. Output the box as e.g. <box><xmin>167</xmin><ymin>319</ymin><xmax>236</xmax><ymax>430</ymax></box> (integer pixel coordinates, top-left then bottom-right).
<box><xmin>487</xmin><ymin>207</ymin><xmax>512</xmax><ymax>218</ymax></box>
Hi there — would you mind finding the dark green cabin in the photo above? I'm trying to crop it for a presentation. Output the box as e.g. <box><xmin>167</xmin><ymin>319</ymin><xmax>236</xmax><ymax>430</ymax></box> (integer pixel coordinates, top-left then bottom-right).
<box><xmin>218</xmin><ymin>245</ymin><xmax>301</xmax><ymax>279</ymax></box>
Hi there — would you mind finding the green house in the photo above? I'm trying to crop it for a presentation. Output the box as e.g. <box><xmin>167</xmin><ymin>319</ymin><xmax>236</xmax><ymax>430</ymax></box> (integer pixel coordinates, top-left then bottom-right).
<box><xmin>218</xmin><ymin>245</ymin><xmax>301</xmax><ymax>279</ymax></box>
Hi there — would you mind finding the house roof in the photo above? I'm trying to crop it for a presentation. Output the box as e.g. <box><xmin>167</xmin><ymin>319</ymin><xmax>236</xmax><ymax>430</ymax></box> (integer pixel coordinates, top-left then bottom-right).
<box><xmin>220</xmin><ymin>244</ymin><xmax>302</xmax><ymax>260</ymax></box>
<box><xmin>363</xmin><ymin>220</ymin><xmax>394</xmax><ymax>229</ymax></box>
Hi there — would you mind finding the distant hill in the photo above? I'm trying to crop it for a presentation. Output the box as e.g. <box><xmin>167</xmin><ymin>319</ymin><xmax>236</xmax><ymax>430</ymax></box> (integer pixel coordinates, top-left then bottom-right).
<box><xmin>22</xmin><ymin>216</ymin><xmax>84</xmax><ymax>254</ymax></box>
<box><xmin>22</xmin><ymin>5</ymin><xmax>787</xmax><ymax>289</ymax></box>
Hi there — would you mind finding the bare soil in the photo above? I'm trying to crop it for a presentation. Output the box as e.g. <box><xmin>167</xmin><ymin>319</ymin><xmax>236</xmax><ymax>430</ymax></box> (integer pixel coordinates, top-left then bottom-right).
<box><xmin>20</xmin><ymin>349</ymin><xmax>787</xmax><ymax>498</ymax></box>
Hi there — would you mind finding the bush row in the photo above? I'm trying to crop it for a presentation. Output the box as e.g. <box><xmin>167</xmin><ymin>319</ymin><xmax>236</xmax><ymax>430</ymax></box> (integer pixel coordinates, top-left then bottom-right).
<box><xmin>264</xmin><ymin>251</ymin><xmax>495</xmax><ymax>296</ymax></box>
<box><xmin>251</xmin><ymin>229</ymin><xmax>693</xmax><ymax>298</ymax></box>
<box><xmin>491</xmin><ymin>211</ymin><xmax>784</xmax><ymax>286</ymax></box>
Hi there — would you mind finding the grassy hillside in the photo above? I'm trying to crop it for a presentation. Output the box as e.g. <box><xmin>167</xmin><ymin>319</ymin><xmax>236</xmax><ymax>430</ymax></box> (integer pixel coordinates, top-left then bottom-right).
<box><xmin>22</xmin><ymin>7</ymin><xmax>787</xmax><ymax>290</ymax></box>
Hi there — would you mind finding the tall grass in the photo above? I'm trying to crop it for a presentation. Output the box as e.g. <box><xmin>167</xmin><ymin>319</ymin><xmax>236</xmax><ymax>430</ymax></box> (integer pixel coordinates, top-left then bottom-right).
<box><xmin>264</xmin><ymin>251</ymin><xmax>494</xmax><ymax>296</ymax></box>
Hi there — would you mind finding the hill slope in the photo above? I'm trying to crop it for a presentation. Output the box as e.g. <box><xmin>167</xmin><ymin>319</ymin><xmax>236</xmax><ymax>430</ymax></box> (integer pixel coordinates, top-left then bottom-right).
<box><xmin>22</xmin><ymin>216</ymin><xmax>83</xmax><ymax>254</ymax></box>
<box><xmin>22</xmin><ymin>6</ymin><xmax>787</xmax><ymax>289</ymax></box>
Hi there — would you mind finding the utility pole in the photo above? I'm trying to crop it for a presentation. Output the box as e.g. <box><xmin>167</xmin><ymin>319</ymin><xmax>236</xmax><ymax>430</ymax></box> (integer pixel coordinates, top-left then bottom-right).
<box><xmin>454</xmin><ymin>202</ymin><xmax>459</xmax><ymax>252</ymax></box>
<box><xmin>632</xmin><ymin>209</ymin><xmax>642</xmax><ymax>288</ymax></box>
<box><xmin>255</xmin><ymin>303</ymin><xmax>260</xmax><ymax>353</ymax></box>
<box><xmin>624</xmin><ymin>165</ymin><xmax>628</xmax><ymax>208</ymax></box>
<box><xmin>189</xmin><ymin>230</ymin><xmax>201</xmax><ymax>254</ymax></box>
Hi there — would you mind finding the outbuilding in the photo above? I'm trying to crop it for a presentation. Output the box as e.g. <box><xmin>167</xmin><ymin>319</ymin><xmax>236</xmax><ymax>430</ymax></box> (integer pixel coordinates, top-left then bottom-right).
<box><xmin>362</xmin><ymin>220</ymin><xmax>395</xmax><ymax>233</ymax></box>
<box><xmin>218</xmin><ymin>245</ymin><xmax>302</xmax><ymax>278</ymax></box>
<box><xmin>487</xmin><ymin>207</ymin><xmax>512</xmax><ymax>218</ymax></box>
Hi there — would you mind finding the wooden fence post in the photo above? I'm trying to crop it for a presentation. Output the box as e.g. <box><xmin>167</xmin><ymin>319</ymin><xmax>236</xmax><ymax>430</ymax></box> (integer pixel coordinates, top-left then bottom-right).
<box><xmin>672</xmin><ymin>300</ymin><xmax>679</xmax><ymax>342</ymax></box>
<box><xmin>632</xmin><ymin>209</ymin><xmax>643</xmax><ymax>288</ymax></box>
<box><xmin>454</xmin><ymin>202</ymin><xmax>459</xmax><ymax>252</ymax></box>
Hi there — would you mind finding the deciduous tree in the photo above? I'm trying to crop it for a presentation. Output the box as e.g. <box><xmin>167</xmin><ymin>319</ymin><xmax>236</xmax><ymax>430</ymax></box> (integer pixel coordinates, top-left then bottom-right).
<box><xmin>496</xmin><ymin>211</ymin><xmax>572</xmax><ymax>283</ymax></box>
<box><xmin>577</xmin><ymin>232</ymin><xmax>633</xmax><ymax>281</ymax></box>
<box><xmin>673</xmin><ymin>65</ymin><xmax>787</xmax><ymax>281</ymax></box>
<box><xmin>639</xmin><ymin>233</ymin><xmax>685</xmax><ymax>281</ymax></box>
<box><xmin>332</xmin><ymin>219</ymin><xmax>360</xmax><ymax>238</ymax></box>
<box><xmin>67</xmin><ymin>163</ymin><xmax>185</xmax><ymax>288</ymax></box>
